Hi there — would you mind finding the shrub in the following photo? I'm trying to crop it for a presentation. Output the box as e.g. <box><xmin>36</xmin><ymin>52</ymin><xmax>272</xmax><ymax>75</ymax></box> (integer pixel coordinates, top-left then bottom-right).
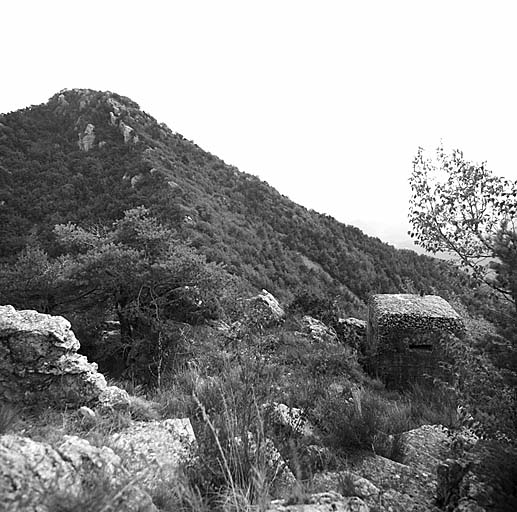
<box><xmin>440</xmin><ymin>334</ymin><xmax>517</xmax><ymax>439</ymax></box>
<box><xmin>311</xmin><ymin>387</ymin><xmax>410</xmax><ymax>461</ymax></box>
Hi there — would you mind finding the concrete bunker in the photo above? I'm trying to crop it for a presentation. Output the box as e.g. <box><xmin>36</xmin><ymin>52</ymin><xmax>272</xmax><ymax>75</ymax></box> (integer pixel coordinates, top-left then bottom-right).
<box><xmin>366</xmin><ymin>294</ymin><xmax>464</xmax><ymax>388</ymax></box>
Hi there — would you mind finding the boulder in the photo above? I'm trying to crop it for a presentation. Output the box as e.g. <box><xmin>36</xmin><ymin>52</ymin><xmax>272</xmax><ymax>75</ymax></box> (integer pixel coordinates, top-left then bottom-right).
<box><xmin>0</xmin><ymin>434</ymin><xmax>156</xmax><ymax>512</ymax></box>
<box><xmin>339</xmin><ymin>318</ymin><xmax>366</xmax><ymax>333</ymax></box>
<box><xmin>263</xmin><ymin>402</ymin><xmax>315</xmax><ymax>438</ymax></box>
<box><xmin>0</xmin><ymin>305</ymin><xmax>126</xmax><ymax>409</ymax></box>
<box><xmin>302</xmin><ymin>316</ymin><xmax>338</xmax><ymax>343</ymax></box>
<box><xmin>77</xmin><ymin>123</ymin><xmax>95</xmax><ymax>151</ymax></box>
<box><xmin>98</xmin><ymin>385</ymin><xmax>131</xmax><ymax>409</ymax></box>
<box><xmin>119</xmin><ymin>120</ymin><xmax>135</xmax><ymax>143</ymax></box>
<box><xmin>110</xmin><ymin>418</ymin><xmax>197</xmax><ymax>489</ymax></box>
<box><xmin>311</xmin><ymin>471</ymin><xmax>380</xmax><ymax>501</ymax></box>
<box><xmin>248</xmin><ymin>289</ymin><xmax>285</xmax><ymax>327</ymax></box>
<box><xmin>267</xmin><ymin>492</ymin><xmax>369</xmax><ymax>511</ymax></box>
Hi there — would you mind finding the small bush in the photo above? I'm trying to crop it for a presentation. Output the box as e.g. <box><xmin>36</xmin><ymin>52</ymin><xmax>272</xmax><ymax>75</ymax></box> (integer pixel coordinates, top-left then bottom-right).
<box><xmin>311</xmin><ymin>387</ymin><xmax>409</xmax><ymax>461</ymax></box>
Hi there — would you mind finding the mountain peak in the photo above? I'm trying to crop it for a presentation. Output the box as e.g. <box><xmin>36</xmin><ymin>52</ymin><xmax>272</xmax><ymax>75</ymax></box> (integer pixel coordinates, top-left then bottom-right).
<box><xmin>0</xmin><ymin>90</ymin><xmax>470</xmax><ymax>308</ymax></box>
<box><xmin>51</xmin><ymin>88</ymin><xmax>140</xmax><ymax>111</ymax></box>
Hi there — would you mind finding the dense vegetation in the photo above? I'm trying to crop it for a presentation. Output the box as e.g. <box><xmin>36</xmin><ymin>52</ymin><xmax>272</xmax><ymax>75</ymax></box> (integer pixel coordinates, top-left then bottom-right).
<box><xmin>1</xmin><ymin>89</ymin><xmax>516</xmax><ymax>511</ymax></box>
<box><xmin>0</xmin><ymin>89</ymin><xmax>481</xmax><ymax>308</ymax></box>
<box><xmin>0</xmin><ymin>88</ymin><xmax>514</xmax><ymax>381</ymax></box>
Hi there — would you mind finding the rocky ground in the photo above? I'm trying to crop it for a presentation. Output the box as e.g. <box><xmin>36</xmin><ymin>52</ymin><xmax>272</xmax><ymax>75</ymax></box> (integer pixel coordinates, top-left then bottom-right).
<box><xmin>1</xmin><ymin>305</ymin><xmax>513</xmax><ymax>511</ymax></box>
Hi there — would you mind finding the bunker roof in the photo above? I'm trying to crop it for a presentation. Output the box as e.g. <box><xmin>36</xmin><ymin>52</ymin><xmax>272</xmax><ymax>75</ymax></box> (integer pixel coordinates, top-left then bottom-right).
<box><xmin>369</xmin><ymin>294</ymin><xmax>463</xmax><ymax>333</ymax></box>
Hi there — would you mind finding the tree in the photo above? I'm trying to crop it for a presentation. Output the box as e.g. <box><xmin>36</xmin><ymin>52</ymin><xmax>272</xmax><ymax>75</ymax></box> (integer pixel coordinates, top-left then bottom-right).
<box><xmin>0</xmin><ymin>207</ymin><xmax>239</xmax><ymax>385</ymax></box>
<box><xmin>409</xmin><ymin>145</ymin><xmax>517</xmax><ymax>310</ymax></box>
<box><xmin>52</xmin><ymin>206</ymin><xmax>234</xmax><ymax>385</ymax></box>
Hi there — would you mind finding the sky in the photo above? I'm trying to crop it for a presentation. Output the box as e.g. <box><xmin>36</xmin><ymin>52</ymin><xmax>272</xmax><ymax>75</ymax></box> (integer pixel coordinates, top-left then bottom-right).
<box><xmin>1</xmin><ymin>1</ymin><xmax>517</xmax><ymax>248</ymax></box>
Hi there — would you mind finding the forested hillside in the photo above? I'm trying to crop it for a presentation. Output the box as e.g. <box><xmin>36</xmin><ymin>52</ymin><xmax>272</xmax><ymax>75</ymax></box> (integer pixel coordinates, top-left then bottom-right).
<box><xmin>1</xmin><ymin>90</ymin><xmax>516</xmax><ymax>512</ymax></box>
<box><xmin>0</xmin><ymin>88</ymin><xmax>479</xmax><ymax>314</ymax></box>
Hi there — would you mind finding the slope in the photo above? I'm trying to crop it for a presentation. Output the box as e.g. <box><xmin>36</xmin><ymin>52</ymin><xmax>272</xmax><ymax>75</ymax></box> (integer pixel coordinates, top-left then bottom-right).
<box><xmin>0</xmin><ymin>89</ymin><xmax>469</xmax><ymax>311</ymax></box>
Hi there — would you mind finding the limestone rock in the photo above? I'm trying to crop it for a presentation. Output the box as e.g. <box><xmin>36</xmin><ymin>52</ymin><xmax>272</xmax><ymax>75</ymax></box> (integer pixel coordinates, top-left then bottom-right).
<box><xmin>267</xmin><ymin>492</ymin><xmax>369</xmax><ymax>511</ymax></box>
<box><xmin>0</xmin><ymin>434</ymin><xmax>156</xmax><ymax>512</ymax></box>
<box><xmin>131</xmin><ymin>173</ymin><xmax>144</xmax><ymax>187</ymax></box>
<box><xmin>98</xmin><ymin>386</ymin><xmax>131</xmax><ymax>409</ymax></box>
<box><xmin>0</xmin><ymin>305</ymin><xmax>124</xmax><ymax>409</ymax></box>
<box><xmin>77</xmin><ymin>123</ymin><xmax>95</xmax><ymax>151</ymax></box>
<box><xmin>78</xmin><ymin>406</ymin><xmax>96</xmax><ymax>419</ymax></box>
<box><xmin>403</xmin><ymin>424</ymin><xmax>449</xmax><ymax>473</ymax></box>
<box><xmin>455</xmin><ymin>500</ymin><xmax>486</xmax><ymax>512</ymax></box>
<box><xmin>248</xmin><ymin>289</ymin><xmax>285</xmax><ymax>326</ymax></box>
<box><xmin>119</xmin><ymin>120</ymin><xmax>134</xmax><ymax>143</ymax></box>
<box><xmin>339</xmin><ymin>318</ymin><xmax>366</xmax><ymax>333</ymax></box>
<box><xmin>302</xmin><ymin>316</ymin><xmax>338</xmax><ymax>343</ymax></box>
<box><xmin>110</xmin><ymin>418</ymin><xmax>197</xmax><ymax>489</ymax></box>
<box><xmin>311</xmin><ymin>471</ymin><xmax>380</xmax><ymax>501</ymax></box>
<box><xmin>263</xmin><ymin>402</ymin><xmax>315</xmax><ymax>438</ymax></box>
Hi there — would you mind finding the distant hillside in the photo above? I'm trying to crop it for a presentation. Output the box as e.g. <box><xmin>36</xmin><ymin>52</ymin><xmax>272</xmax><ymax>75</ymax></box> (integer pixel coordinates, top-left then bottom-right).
<box><xmin>0</xmin><ymin>89</ymin><xmax>474</xmax><ymax>312</ymax></box>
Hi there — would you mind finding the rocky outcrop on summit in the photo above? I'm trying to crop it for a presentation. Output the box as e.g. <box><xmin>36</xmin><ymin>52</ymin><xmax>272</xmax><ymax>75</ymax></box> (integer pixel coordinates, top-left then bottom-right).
<box><xmin>0</xmin><ymin>434</ymin><xmax>156</xmax><ymax>512</ymax></box>
<box><xmin>77</xmin><ymin>122</ymin><xmax>95</xmax><ymax>151</ymax></box>
<box><xmin>0</xmin><ymin>305</ymin><xmax>128</xmax><ymax>409</ymax></box>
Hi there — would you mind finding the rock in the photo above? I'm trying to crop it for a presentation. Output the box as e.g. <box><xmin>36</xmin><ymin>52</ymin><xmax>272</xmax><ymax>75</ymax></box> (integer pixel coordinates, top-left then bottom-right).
<box><xmin>263</xmin><ymin>402</ymin><xmax>315</xmax><ymax>438</ymax></box>
<box><xmin>0</xmin><ymin>305</ymin><xmax>126</xmax><ymax>409</ymax></box>
<box><xmin>130</xmin><ymin>173</ymin><xmax>144</xmax><ymax>187</ymax></box>
<box><xmin>98</xmin><ymin>386</ymin><xmax>131</xmax><ymax>409</ymax></box>
<box><xmin>403</xmin><ymin>424</ymin><xmax>449</xmax><ymax>473</ymax></box>
<box><xmin>267</xmin><ymin>492</ymin><xmax>369</xmax><ymax>511</ymax></box>
<box><xmin>0</xmin><ymin>434</ymin><xmax>156</xmax><ymax>512</ymax></box>
<box><xmin>311</xmin><ymin>471</ymin><xmax>380</xmax><ymax>501</ymax></box>
<box><xmin>78</xmin><ymin>406</ymin><xmax>96</xmax><ymax>419</ymax></box>
<box><xmin>248</xmin><ymin>289</ymin><xmax>285</xmax><ymax>327</ymax></box>
<box><xmin>119</xmin><ymin>120</ymin><xmax>134</xmax><ymax>143</ymax></box>
<box><xmin>110</xmin><ymin>418</ymin><xmax>197</xmax><ymax>489</ymax></box>
<box><xmin>345</xmin><ymin>448</ymin><xmax>438</xmax><ymax>511</ymax></box>
<box><xmin>339</xmin><ymin>318</ymin><xmax>366</xmax><ymax>333</ymax></box>
<box><xmin>302</xmin><ymin>316</ymin><xmax>338</xmax><ymax>343</ymax></box>
<box><xmin>77</xmin><ymin>123</ymin><xmax>95</xmax><ymax>151</ymax></box>
<box><xmin>455</xmin><ymin>499</ymin><xmax>486</xmax><ymax>511</ymax></box>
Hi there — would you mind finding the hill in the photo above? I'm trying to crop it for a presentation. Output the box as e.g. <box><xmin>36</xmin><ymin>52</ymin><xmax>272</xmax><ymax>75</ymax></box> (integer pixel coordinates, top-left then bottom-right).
<box><xmin>0</xmin><ymin>88</ymin><xmax>474</xmax><ymax>313</ymax></box>
<box><xmin>0</xmin><ymin>90</ymin><xmax>515</xmax><ymax>512</ymax></box>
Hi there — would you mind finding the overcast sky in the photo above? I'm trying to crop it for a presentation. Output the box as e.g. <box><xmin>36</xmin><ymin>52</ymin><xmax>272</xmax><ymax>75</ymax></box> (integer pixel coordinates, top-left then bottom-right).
<box><xmin>2</xmin><ymin>1</ymin><xmax>516</xmax><ymax>248</ymax></box>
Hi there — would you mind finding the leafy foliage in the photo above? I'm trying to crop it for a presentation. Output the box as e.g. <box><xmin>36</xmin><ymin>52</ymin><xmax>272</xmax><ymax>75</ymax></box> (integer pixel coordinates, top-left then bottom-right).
<box><xmin>0</xmin><ymin>207</ymin><xmax>239</xmax><ymax>385</ymax></box>
<box><xmin>409</xmin><ymin>144</ymin><xmax>517</xmax><ymax>309</ymax></box>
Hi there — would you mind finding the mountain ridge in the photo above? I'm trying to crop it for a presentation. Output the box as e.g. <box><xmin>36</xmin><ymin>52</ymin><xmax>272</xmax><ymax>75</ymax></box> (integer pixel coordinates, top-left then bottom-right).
<box><xmin>0</xmin><ymin>88</ymin><xmax>473</xmax><ymax>311</ymax></box>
